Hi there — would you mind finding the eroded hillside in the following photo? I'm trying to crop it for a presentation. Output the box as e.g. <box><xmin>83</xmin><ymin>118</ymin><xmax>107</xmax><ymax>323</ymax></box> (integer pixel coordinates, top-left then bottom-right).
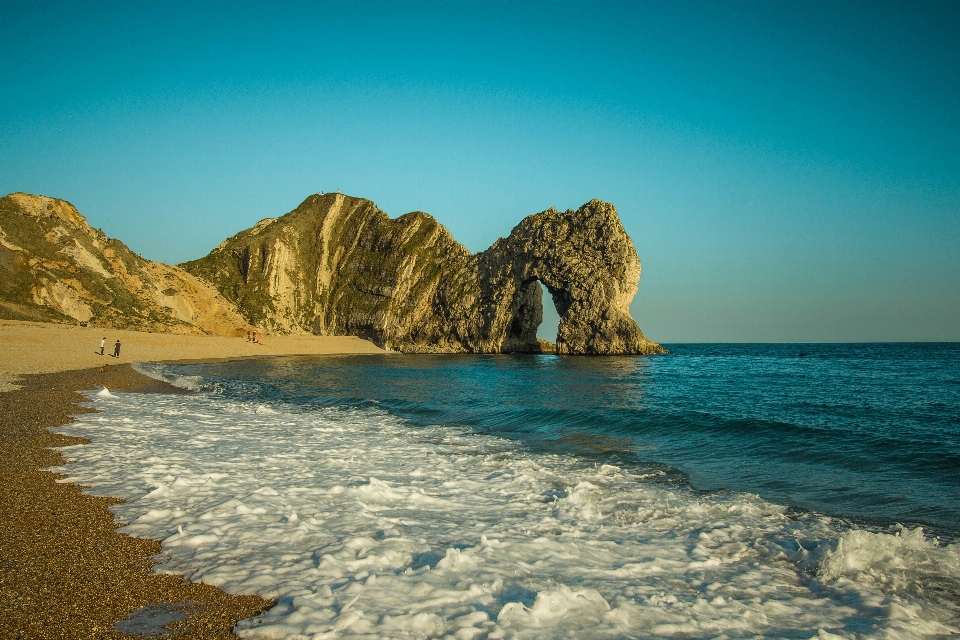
<box><xmin>0</xmin><ymin>193</ymin><xmax>249</xmax><ymax>335</ymax></box>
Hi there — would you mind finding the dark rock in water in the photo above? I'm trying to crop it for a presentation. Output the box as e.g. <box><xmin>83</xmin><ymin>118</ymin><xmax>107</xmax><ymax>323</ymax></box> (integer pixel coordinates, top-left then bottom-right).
<box><xmin>183</xmin><ymin>193</ymin><xmax>664</xmax><ymax>355</ymax></box>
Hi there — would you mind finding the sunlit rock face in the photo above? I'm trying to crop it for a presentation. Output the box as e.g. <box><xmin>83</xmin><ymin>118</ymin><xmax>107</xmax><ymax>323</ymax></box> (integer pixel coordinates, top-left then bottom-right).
<box><xmin>476</xmin><ymin>199</ymin><xmax>663</xmax><ymax>355</ymax></box>
<box><xmin>185</xmin><ymin>193</ymin><xmax>663</xmax><ymax>355</ymax></box>
<box><xmin>0</xmin><ymin>193</ymin><xmax>249</xmax><ymax>335</ymax></box>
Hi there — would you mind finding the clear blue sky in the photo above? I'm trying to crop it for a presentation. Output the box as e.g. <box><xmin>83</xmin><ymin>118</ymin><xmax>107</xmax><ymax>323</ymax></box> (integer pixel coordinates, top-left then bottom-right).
<box><xmin>2</xmin><ymin>1</ymin><xmax>958</xmax><ymax>342</ymax></box>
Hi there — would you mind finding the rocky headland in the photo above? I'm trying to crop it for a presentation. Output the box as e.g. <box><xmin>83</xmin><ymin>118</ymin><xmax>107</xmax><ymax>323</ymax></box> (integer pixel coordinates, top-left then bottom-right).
<box><xmin>1</xmin><ymin>191</ymin><xmax>663</xmax><ymax>355</ymax></box>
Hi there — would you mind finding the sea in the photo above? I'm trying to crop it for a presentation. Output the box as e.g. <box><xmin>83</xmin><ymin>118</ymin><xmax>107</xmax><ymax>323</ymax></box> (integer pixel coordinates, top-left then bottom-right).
<box><xmin>53</xmin><ymin>343</ymin><xmax>960</xmax><ymax>639</ymax></box>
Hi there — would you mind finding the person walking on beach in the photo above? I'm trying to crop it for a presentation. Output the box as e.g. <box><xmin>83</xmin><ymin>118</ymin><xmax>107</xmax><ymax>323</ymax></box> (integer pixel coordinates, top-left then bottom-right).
<box><xmin>99</xmin><ymin>337</ymin><xmax>106</xmax><ymax>355</ymax></box>
<box><xmin>113</xmin><ymin>339</ymin><xmax>121</xmax><ymax>358</ymax></box>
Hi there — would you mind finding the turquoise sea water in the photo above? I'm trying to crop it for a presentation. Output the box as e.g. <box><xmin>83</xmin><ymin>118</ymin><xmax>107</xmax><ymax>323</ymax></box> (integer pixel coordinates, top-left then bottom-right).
<box><xmin>170</xmin><ymin>342</ymin><xmax>960</xmax><ymax>539</ymax></box>
<box><xmin>57</xmin><ymin>343</ymin><xmax>960</xmax><ymax>637</ymax></box>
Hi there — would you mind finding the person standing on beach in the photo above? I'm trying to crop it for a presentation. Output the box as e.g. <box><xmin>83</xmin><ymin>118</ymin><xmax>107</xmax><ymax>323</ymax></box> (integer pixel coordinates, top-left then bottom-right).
<box><xmin>113</xmin><ymin>339</ymin><xmax>121</xmax><ymax>358</ymax></box>
<box><xmin>99</xmin><ymin>337</ymin><xmax>106</xmax><ymax>355</ymax></box>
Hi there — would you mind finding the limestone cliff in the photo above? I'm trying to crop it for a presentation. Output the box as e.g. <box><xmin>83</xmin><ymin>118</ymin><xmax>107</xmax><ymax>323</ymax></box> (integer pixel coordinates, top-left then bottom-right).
<box><xmin>0</xmin><ymin>193</ymin><xmax>249</xmax><ymax>335</ymax></box>
<box><xmin>184</xmin><ymin>193</ymin><xmax>663</xmax><ymax>354</ymax></box>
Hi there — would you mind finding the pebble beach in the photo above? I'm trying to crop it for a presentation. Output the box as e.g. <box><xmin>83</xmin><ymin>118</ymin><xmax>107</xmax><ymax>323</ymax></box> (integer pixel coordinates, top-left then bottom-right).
<box><xmin>0</xmin><ymin>320</ymin><xmax>384</xmax><ymax>638</ymax></box>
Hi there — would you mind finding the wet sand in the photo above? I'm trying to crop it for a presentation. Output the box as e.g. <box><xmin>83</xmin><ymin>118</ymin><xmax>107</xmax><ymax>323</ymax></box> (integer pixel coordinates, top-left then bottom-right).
<box><xmin>0</xmin><ymin>321</ymin><xmax>385</xmax><ymax>638</ymax></box>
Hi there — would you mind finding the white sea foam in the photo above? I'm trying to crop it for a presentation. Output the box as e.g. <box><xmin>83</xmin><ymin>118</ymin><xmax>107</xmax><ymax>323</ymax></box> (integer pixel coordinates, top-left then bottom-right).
<box><xmin>132</xmin><ymin>360</ymin><xmax>219</xmax><ymax>393</ymax></box>
<box><xmin>51</xmin><ymin>383</ymin><xmax>960</xmax><ymax>639</ymax></box>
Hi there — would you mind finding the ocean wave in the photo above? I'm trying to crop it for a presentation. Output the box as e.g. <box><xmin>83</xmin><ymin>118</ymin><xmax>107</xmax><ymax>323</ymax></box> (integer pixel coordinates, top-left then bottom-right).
<box><xmin>52</xmin><ymin>389</ymin><xmax>960</xmax><ymax>639</ymax></box>
<box><xmin>132</xmin><ymin>361</ymin><xmax>222</xmax><ymax>394</ymax></box>
<box><xmin>818</xmin><ymin>526</ymin><xmax>960</xmax><ymax>615</ymax></box>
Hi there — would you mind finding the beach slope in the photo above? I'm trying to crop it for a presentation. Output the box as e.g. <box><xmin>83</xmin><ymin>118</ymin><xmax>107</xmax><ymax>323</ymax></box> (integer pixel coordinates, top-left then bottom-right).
<box><xmin>0</xmin><ymin>320</ymin><xmax>385</xmax><ymax>391</ymax></box>
<box><xmin>0</xmin><ymin>321</ymin><xmax>384</xmax><ymax>637</ymax></box>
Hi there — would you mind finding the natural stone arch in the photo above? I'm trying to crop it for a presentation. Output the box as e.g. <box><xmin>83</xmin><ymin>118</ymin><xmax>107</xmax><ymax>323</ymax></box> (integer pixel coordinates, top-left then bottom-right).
<box><xmin>476</xmin><ymin>199</ymin><xmax>659</xmax><ymax>355</ymax></box>
<box><xmin>186</xmin><ymin>193</ymin><xmax>663</xmax><ymax>355</ymax></box>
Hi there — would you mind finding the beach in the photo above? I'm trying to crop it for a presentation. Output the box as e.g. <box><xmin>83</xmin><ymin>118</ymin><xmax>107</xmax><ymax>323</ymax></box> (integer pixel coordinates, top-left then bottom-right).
<box><xmin>3</xmin><ymin>326</ymin><xmax>958</xmax><ymax>638</ymax></box>
<box><xmin>0</xmin><ymin>320</ymin><xmax>385</xmax><ymax>392</ymax></box>
<box><xmin>52</xmin><ymin>346</ymin><xmax>960</xmax><ymax>638</ymax></box>
<box><xmin>0</xmin><ymin>321</ymin><xmax>384</xmax><ymax>638</ymax></box>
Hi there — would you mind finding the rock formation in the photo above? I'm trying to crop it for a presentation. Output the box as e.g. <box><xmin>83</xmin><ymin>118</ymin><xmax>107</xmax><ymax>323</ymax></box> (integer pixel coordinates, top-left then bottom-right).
<box><xmin>0</xmin><ymin>193</ymin><xmax>249</xmax><ymax>335</ymax></box>
<box><xmin>184</xmin><ymin>193</ymin><xmax>663</xmax><ymax>354</ymax></box>
<box><xmin>0</xmin><ymin>190</ymin><xmax>662</xmax><ymax>354</ymax></box>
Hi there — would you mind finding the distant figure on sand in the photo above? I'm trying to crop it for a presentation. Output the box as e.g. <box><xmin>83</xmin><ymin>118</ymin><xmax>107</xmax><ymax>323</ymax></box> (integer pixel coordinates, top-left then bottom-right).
<box><xmin>99</xmin><ymin>337</ymin><xmax>106</xmax><ymax>355</ymax></box>
<box><xmin>113</xmin><ymin>339</ymin><xmax>121</xmax><ymax>358</ymax></box>
<box><xmin>246</xmin><ymin>331</ymin><xmax>251</xmax><ymax>342</ymax></box>
<box><xmin>252</xmin><ymin>331</ymin><xmax>258</xmax><ymax>344</ymax></box>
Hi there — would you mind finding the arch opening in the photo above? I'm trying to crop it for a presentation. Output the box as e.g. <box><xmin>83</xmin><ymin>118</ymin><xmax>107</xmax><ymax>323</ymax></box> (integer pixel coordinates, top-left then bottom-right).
<box><xmin>501</xmin><ymin>278</ymin><xmax>541</xmax><ymax>353</ymax></box>
<box><xmin>537</xmin><ymin>280</ymin><xmax>561</xmax><ymax>350</ymax></box>
<box><xmin>501</xmin><ymin>278</ymin><xmax>567</xmax><ymax>354</ymax></box>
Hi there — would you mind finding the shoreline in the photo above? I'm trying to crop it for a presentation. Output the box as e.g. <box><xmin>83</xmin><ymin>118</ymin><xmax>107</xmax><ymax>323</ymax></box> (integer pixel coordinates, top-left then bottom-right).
<box><xmin>0</xmin><ymin>319</ymin><xmax>386</xmax><ymax>392</ymax></box>
<box><xmin>5</xmin><ymin>343</ymin><xmax>958</xmax><ymax>636</ymax></box>
<box><xmin>0</xmin><ymin>321</ymin><xmax>387</xmax><ymax>637</ymax></box>
<box><xmin>0</xmin><ymin>364</ymin><xmax>275</xmax><ymax>638</ymax></box>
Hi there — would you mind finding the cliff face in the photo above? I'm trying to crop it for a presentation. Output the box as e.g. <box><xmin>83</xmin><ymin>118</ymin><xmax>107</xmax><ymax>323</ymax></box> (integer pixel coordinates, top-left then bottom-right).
<box><xmin>475</xmin><ymin>199</ymin><xmax>661</xmax><ymax>355</ymax></box>
<box><xmin>1</xmin><ymin>190</ymin><xmax>662</xmax><ymax>353</ymax></box>
<box><xmin>0</xmin><ymin>193</ymin><xmax>249</xmax><ymax>335</ymax></box>
<box><xmin>182</xmin><ymin>194</ymin><xmax>477</xmax><ymax>349</ymax></box>
<box><xmin>184</xmin><ymin>193</ymin><xmax>663</xmax><ymax>354</ymax></box>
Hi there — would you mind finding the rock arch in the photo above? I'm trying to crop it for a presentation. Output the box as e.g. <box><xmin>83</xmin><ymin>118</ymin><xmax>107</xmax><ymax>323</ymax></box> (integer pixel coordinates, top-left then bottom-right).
<box><xmin>497</xmin><ymin>277</ymin><xmax>544</xmax><ymax>353</ymax></box>
<box><xmin>185</xmin><ymin>194</ymin><xmax>664</xmax><ymax>355</ymax></box>
<box><xmin>476</xmin><ymin>199</ymin><xmax>660</xmax><ymax>355</ymax></box>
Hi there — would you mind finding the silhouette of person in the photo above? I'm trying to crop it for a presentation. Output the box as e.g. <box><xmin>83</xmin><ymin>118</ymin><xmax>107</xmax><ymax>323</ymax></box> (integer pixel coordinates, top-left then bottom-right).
<box><xmin>113</xmin><ymin>339</ymin><xmax>121</xmax><ymax>358</ymax></box>
<box><xmin>100</xmin><ymin>337</ymin><xmax>106</xmax><ymax>355</ymax></box>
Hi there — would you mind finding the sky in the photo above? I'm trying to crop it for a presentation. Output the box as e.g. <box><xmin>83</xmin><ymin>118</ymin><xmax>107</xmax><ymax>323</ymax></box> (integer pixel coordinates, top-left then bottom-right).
<box><xmin>2</xmin><ymin>1</ymin><xmax>958</xmax><ymax>343</ymax></box>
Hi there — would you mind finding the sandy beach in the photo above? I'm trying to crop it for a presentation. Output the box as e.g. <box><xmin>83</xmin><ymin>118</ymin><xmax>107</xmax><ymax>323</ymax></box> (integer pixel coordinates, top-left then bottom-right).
<box><xmin>0</xmin><ymin>320</ymin><xmax>386</xmax><ymax>392</ymax></box>
<box><xmin>0</xmin><ymin>320</ymin><xmax>385</xmax><ymax>638</ymax></box>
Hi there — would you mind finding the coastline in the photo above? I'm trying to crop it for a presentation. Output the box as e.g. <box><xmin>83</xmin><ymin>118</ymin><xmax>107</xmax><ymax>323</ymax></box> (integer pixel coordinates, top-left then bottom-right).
<box><xmin>0</xmin><ymin>319</ymin><xmax>386</xmax><ymax>392</ymax></box>
<box><xmin>6</xmin><ymin>342</ymin><xmax>958</xmax><ymax>637</ymax></box>
<box><xmin>0</xmin><ymin>321</ymin><xmax>386</xmax><ymax>638</ymax></box>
